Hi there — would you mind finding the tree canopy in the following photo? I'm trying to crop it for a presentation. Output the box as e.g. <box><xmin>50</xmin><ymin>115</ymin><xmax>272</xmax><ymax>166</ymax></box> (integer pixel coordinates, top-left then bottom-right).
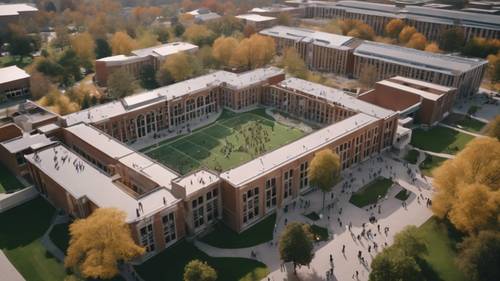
<box><xmin>438</xmin><ymin>27</ymin><xmax>465</xmax><ymax>52</ymax></box>
<box><xmin>385</xmin><ymin>19</ymin><xmax>405</xmax><ymax>38</ymax></box>
<box><xmin>278</xmin><ymin>222</ymin><xmax>314</xmax><ymax>273</ymax></box>
<box><xmin>183</xmin><ymin>260</ymin><xmax>217</xmax><ymax>281</ymax></box>
<box><xmin>110</xmin><ymin>31</ymin><xmax>137</xmax><ymax>55</ymax></box>
<box><xmin>432</xmin><ymin>137</ymin><xmax>500</xmax><ymax>234</ymax></box>
<box><xmin>65</xmin><ymin>208</ymin><xmax>144</xmax><ymax>279</ymax></box>
<box><xmin>281</xmin><ymin>48</ymin><xmax>308</xmax><ymax>79</ymax></box>
<box><xmin>484</xmin><ymin>115</ymin><xmax>500</xmax><ymax>141</ymax></box>
<box><xmin>456</xmin><ymin>230</ymin><xmax>500</xmax><ymax>281</ymax></box>
<box><xmin>212</xmin><ymin>36</ymin><xmax>239</xmax><ymax>66</ymax></box>
<box><xmin>107</xmin><ymin>69</ymin><xmax>136</xmax><ymax>98</ymax></box>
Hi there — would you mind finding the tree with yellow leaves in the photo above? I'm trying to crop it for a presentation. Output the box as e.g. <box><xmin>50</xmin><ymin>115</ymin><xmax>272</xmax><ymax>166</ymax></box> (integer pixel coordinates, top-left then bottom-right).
<box><xmin>399</xmin><ymin>26</ymin><xmax>417</xmax><ymax>44</ymax></box>
<box><xmin>183</xmin><ymin>24</ymin><xmax>216</xmax><ymax>46</ymax></box>
<box><xmin>65</xmin><ymin>208</ymin><xmax>145</xmax><ymax>279</ymax></box>
<box><xmin>281</xmin><ymin>48</ymin><xmax>308</xmax><ymax>79</ymax></box>
<box><xmin>161</xmin><ymin>52</ymin><xmax>197</xmax><ymax>82</ymax></box>
<box><xmin>70</xmin><ymin>32</ymin><xmax>96</xmax><ymax>69</ymax></box>
<box><xmin>484</xmin><ymin>115</ymin><xmax>500</xmax><ymax>140</ymax></box>
<box><xmin>309</xmin><ymin>149</ymin><xmax>341</xmax><ymax>211</ymax></box>
<box><xmin>432</xmin><ymin>137</ymin><xmax>500</xmax><ymax>234</ymax></box>
<box><xmin>406</xmin><ymin>32</ymin><xmax>427</xmax><ymax>50</ymax></box>
<box><xmin>110</xmin><ymin>31</ymin><xmax>137</xmax><ymax>55</ymax></box>
<box><xmin>212</xmin><ymin>36</ymin><xmax>239</xmax><ymax>66</ymax></box>
<box><xmin>230</xmin><ymin>34</ymin><xmax>275</xmax><ymax>69</ymax></box>
<box><xmin>424</xmin><ymin>42</ymin><xmax>441</xmax><ymax>53</ymax></box>
<box><xmin>385</xmin><ymin>19</ymin><xmax>405</xmax><ymax>39</ymax></box>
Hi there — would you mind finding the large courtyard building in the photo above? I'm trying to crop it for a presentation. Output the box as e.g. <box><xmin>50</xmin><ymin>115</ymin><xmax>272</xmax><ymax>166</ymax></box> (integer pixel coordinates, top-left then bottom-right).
<box><xmin>0</xmin><ymin>66</ymin><xmax>31</xmax><ymax>104</ymax></box>
<box><xmin>0</xmin><ymin>67</ymin><xmax>402</xmax><ymax>260</ymax></box>
<box><xmin>260</xmin><ymin>26</ymin><xmax>488</xmax><ymax>99</ymax></box>
<box><xmin>260</xmin><ymin>26</ymin><xmax>357</xmax><ymax>74</ymax></box>
<box><xmin>95</xmin><ymin>42</ymin><xmax>198</xmax><ymax>86</ymax></box>
<box><xmin>0</xmin><ymin>3</ymin><xmax>38</xmax><ymax>30</ymax></box>
<box><xmin>289</xmin><ymin>0</ymin><xmax>500</xmax><ymax>41</ymax></box>
<box><xmin>235</xmin><ymin>14</ymin><xmax>278</xmax><ymax>31</ymax></box>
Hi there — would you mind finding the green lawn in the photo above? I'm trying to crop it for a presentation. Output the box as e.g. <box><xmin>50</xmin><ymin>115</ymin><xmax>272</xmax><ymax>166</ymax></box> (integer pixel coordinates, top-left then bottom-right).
<box><xmin>349</xmin><ymin>177</ymin><xmax>393</xmax><ymax>208</ymax></box>
<box><xmin>135</xmin><ymin>241</ymin><xmax>268</xmax><ymax>281</ymax></box>
<box><xmin>419</xmin><ymin>154</ymin><xmax>447</xmax><ymax>177</ymax></box>
<box><xmin>395</xmin><ymin>189</ymin><xmax>411</xmax><ymax>201</ymax></box>
<box><xmin>304</xmin><ymin>211</ymin><xmax>320</xmax><ymax>221</ymax></box>
<box><xmin>404</xmin><ymin>149</ymin><xmax>420</xmax><ymax>164</ymax></box>
<box><xmin>0</xmin><ymin>197</ymin><xmax>68</xmax><ymax>281</ymax></box>
<box><xmin>443</xmin><ymin>113</ymin><xmax>486</xmax><ymax>133</ymax></box>
<box><xmin>144</xmin><ymin>108</ymin><xmax>305</xmax><ymax>174</ymax></box>
<box><xmin>310</xmin><ymin>224</ymin><xmax>329</xmax><ymax>242</ymax></box>
<box><xmin>411</xmin><ymin>127</ymin><xmax>474</xmax><ymax>154</ymax></box>
<box><xmin>0</xmin><ymin>164</ymin><xmax>26</xmax><ymax>193</ymax></box>
<box><xmin>200</xmin><ymin>214</ymin><xmax>276</xmax><ymax>248</ymax></box>
<box><xmin>415</xmin><ymin>217</ymin><xmax>466</xmax><ymax>281</ymax></box>
<box><xmin>0</xmin><ymin>56</ymin><xmax>33</xmax><ymax>68</ymax></box>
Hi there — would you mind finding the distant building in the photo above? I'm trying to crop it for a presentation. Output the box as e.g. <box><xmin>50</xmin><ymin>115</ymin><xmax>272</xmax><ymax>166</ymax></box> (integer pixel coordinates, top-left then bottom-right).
<box><xmin>0</xmin><ymin>3</ymin><xmax>38</xmax><ymax>29</ymax></box>
<box><xmin>186</xmin><ymin>8</ymin><xmax>221</xmax><ymax>23</ymax></box>
<box><xmin>250</xmin><ymin>4</ymin><xmax>305</xmax><ymax>18</ymax></box>
<box><xmin>358</xmin><ymin>76</ymin><xmax>456</xmax><ymax>125</ymax></box>
<box><xmin>288</xmin><ymin>0</ymin><xmax>500</xmax><ymax>41</ymax></box>
<box><xmin>235</xmin><ymin>14</ymin><xmax>277</xmax><ymax>31</ymax></box>
<box><xmin>95</xmin><ymin>42</ymin><xmax>198</xmax><ymax>86</ymax></box>
<box><xmin>0</xmin><ymin>66</ymin><xmax>30</xmax><ymax>103</ymax></box>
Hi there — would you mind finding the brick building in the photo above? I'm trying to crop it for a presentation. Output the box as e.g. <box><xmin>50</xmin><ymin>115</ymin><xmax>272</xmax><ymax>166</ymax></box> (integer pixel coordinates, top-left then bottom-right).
<box><xmin>95</xmin><ymin>42</ymin><xmax>198</xmax><ymax>86</ymax></box>
<box><xmin>0</xmin><ymin>3</ymin><xmax>38</xmax><ymax>30</ymax></box>
<box><xmin>358</xmin><ymin>76</ymin><xmax>456</xmax><ymax>125</ymax></box>
<box><xmin>2</xmin><ymin>67</ymin><xmax>400</xmax><ymax>261</ymax></box>
<box><xmin>0</xmin><ymin>66</ymin><xmax>31</xmax><ymax>103</ymax></box>
<box><xmin>235</xmin><ymin>14</ymin><xmax>278</xmax><ymax>31</ymax></box>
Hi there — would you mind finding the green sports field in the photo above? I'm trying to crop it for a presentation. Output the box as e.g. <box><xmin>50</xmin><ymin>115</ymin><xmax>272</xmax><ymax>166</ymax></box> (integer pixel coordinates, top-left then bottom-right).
<box><xmin>144</xmin><ymin>109</ymin><xmax>306</xmax><ymax>174</ymax></box>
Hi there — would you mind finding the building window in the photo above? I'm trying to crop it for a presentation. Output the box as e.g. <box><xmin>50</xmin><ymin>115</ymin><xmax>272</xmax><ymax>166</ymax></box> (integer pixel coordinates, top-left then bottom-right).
<box><xmin>242</xmin><ymin>187</ymin><xmax>259</xmax><ymax>225</ymax></box>
<box><xmin>162</xmin><ymin>212</ymin><xmax>176</xmax><ymax>245</ymax></box>
<box><xmin>283</xmin><ymin>169</ymin><xmax>293</xmax><ymax>200</ymax></box>
<box><xmin>206</xmin><ymin>189</ymin><xmax>219</xmax><ymax>223</ymax></box>
<box><xmin>192</xmin><ymin>196</ymin><xmax>204</xmax><ymax>228</ymax></box>
<box><xmin>139</xmin><ymin>223</ymin><xmax>155</xmax><ymax>253</ymax></box>
<box><xmin>300</xmin><ymin>161</ymin><xmax>309</xmax><ymax>189</ymax></box>
<box><xmin>265</xmin><ymin>178</ymin><xmax>277</xmax><ymax>210</ymax></box>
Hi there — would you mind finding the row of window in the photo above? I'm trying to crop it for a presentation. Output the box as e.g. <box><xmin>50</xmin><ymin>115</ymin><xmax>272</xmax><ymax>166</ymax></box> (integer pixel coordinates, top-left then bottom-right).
<box><xmin>139</xmin><ymin>212</ymin><xmax>177</xmax><ymax>253</ymax></box>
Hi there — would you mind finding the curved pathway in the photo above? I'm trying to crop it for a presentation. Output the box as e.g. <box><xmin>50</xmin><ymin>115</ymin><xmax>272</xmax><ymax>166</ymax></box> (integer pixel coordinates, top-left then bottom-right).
<box><xmin>195</xmin><ymin>152</ymin><xmax>434</xmax><ymax>281</ymax></box>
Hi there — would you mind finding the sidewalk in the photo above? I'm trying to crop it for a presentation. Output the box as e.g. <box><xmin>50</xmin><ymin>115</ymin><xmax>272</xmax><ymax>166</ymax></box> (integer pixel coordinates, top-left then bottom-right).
<box><xmin>0</xmin><ymin>250</ymin><xmax>25</xmax><ymax>281</ymax></box>
<box><xmin>437</xmin><ymin>123</ymin><xmax>482</xmax><ymax>138</ymax></box>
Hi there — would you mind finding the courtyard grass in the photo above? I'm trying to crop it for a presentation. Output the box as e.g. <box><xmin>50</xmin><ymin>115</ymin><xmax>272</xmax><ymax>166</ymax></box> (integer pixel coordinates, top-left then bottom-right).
<box><xmin>0</xmin><ymin>56</ymin><xmax>33</xmax><ymax>68</ymax></box>
<box><xmin>200</xmin><ymin>214</ymin><xmax>276</xmax><ymax>249</ymax></box>
<box><xmin>0</xmin><ymin>197</ymin><xmax>68</xmax><ymax>281</ymax></box>
<box><xmin>419</xmin><ymin>154</ymin><xmax>447</xmax><ymax>177</ymax></box>
<box><xmin>135</xmin><ymin>240</ymin><xmax>268</xmax><ymax>281</ymax></box>
<box><xmin>404</xmin><ymin>149</ymin><xmax>419</xmax><ymax>164</ymax></box>
<box><xmin>304</xmin><ymin>211</ymin><xmax>320</xmax><ymax>221</ymax></box>
<box><xmin>395</xmin><ymin>189</ymin><xmax>411</xmax><ymax>201</ymax></box>
<box><xmin>410</xmin><ymin>127</ymin><xmax>474</xmax><ymax>155</ymax></box>
<box><xmin>310</xmin><ymin>224</ymin><xmax>329</xmax><ymax>242</ymax></box>
<box><xmin>415</xmin><ymin>217</ymin><xmax>466</xmax><ymax>281</ymax></box>
<box><xmin>0</xmin><ymin>164</ymin><xmax>26</xmax><ymax>193</ymax></box>
<box><xmin>349</xmin><ymin>177</ymin><xmax>393</xmax><ymax>208</ymax></box>
<box><xmin>144</xmin><ymin>108</ymin><xmax>305</xmax><ymax>174</ymax></box>
<box><xmin>442</xmin><ymin>113</ymin><xmax>486</xmax><ymax>133</ymax></box>
<box><xmin>49</xmin><ymin>222</ymin><xmax>70</xmax><ymax>255</ymax></box>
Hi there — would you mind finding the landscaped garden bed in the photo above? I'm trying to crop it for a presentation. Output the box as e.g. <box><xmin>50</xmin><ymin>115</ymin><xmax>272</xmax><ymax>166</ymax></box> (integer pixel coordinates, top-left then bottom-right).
<box><xmin>349</xmin><ymin>177</ymin><xmax>393</xmax><ymax>208</ymax></box>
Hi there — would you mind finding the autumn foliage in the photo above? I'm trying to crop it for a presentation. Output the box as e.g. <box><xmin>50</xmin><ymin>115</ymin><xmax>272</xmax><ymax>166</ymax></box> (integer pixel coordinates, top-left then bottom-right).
<box><xmin>65</xmin><ymin>208</ymin><xmax>145</xmax><ymax>279</ymax></box>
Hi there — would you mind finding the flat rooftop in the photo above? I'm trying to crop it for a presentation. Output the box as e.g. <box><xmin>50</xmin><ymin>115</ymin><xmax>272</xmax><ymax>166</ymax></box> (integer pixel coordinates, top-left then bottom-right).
<box><xmin>260</xmin><ymin>26</ymin><xmax>355</xmax><ymax>49</ymax></box>
<box><xmin>236</xmin><ymin>14</ymin><xmax>277</xmax><ymax>22</ymax></box>
<box><xmin>354</xmin><ymin>41</ymin><xmax>487</xmax><ymax>75</ymax></box>
<box><xmin>0</xmin><ymin>66</ymin><xmax>30</xmax><ymax>84</ymax></box>
<box><xmin>174</xmin><ymin>169</ymin><xmax>220</xmax><ymax>197</ymax></box>
<box><xmin>0</xmin><ymin>3</ymin><xmax>37</xmax><ymax>16</ymax></box>
<box><xmin>277</xmin><ymin>77</ymin><xmax>395</xmax><ymax>119</ymax></box>
<box><xmin>220</xmin><ymin>113</ymin><xmax>378</xmax><ymax>186</ymax></box>
<box><xmin>64</xmin><ymin>67</ymin><xmax>284</xmax><ymax>126</ymax></box>
<box><xmin>25</xmin><ymin>144</ymin><xmax>179</xmax><ymax>223</ymax></box>
<box><xmin>1</xmin><ymin>133</ymin><xmax>54</xmax><ymax>153</ymax></box>
<box><xmin>97</xmin><ymin>42</ymin><xmax>198</xmax><ymax>64</ymax></box>
<box><xmin>389</xmin><ymin>76</ymin><xmax>455</xmax><ymax>93</ymax></box>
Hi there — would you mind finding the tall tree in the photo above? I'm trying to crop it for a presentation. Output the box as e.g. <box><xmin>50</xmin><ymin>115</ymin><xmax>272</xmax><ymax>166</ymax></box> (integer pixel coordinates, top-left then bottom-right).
<box><xmin>278</xmin><ymin>222</ymin><xmax>314</xmax><ymax>274</ymax></box>
<box><xmin>183</xmin><ymin>260</ymin><xmax>217</xmax><ymax>281</ymax></box>
<box><xmin>399</xmin><ymin>26</ymin><xmax>417</xmax><ymax>44</ymax></box>
<box><xmin>212</xmin><ymin>36</ymin><xmax>239</xmax><ymax>66</ymax></box>
<box><xmin>230</xmin><ymin>34</ymin><xmax>275</xmax><ymax>69</ymax></box>
<box><xmin>30</xmin><ymin>70</ymin><xmax>52</xmax><ymax>99</ymax></box>
<box><xmin>385</xmin><ymin>19</ymin><xmax>405</xmax><ymax>38</ymax></box>
<box><xmin>139</xmin><ymin>64</ymin><xmax>159</xmax><ymax>90</ymax></box>
<box><xmin>438</xmin><ymin>27</ymin><xmax>465</xmax><ymax>52</ymax></box>
<box><xmin>406</xmin><ymin>32</ymin><xmax>427</xmax><ymax>50</ymax></box>
<box><xmin>8</xmin><ymin>35</ymin><xmax>34</xmax><ymax>61</ymax></box>
<box><xmin>183</xmin><ymin>24</ymin><xmax>216</xmax><ymax>46</ymax></box>
<box><xmin>70</xmin><ymin>32</ymin><xmax>96</xmax><ymax>70</ymax></box>
<box><xmin>391</xmin><ymin>226</ymin><xmax>427</xmax><ymax>257</ymax></box>
<box><xmin>110</xmin><ymin>31</ymin><xmax>136</xmax><ymax>55</ymax></box>
<box><xmin>161</xmin><ymin>52</ymin><xmax>196</xmax><ymax>82</ymax></box>
<box><xmin>95</xmin><ymin>38</ymin><xmax>112</xmax><ymax>59</ymax></box>
<box><xmin>484</xmin><ymin>115</ymin><xmax>500</xmax><ymax>140</ymax></box>
<box><xmin>456</xmin><ymin>230</ymin><xmax>500</xmax><ymax>281</ymax></box>
<box><xmin>107</xmin><ymin>69</ymin><xmax>136</xmax><ymax>99</ymax></box>
<box><xmin>432</xmin><ymin>137</ymin><xmax>500</xmax><ymax>234</ymax></box>
<box><xmin>281</xmin><ymin>47</ymin><xmax>308</xmax><ymax>79</ymax></box>
<box><xmin>369</xmin><ymin>248</ymin><xmax>423</xmax><ymax>281</ymax></box>
<box><xmin>309</xmin><ymin>149</ymin><xmax>341</xmax><ymax>211</ymax></box>
<box><xmin>65</xmin><ymin>208</ymin><xmax>144</xmax><ymax>279</ymax></box>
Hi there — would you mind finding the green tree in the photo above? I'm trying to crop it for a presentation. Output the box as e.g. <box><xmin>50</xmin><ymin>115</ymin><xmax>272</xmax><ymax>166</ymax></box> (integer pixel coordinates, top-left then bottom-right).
<box><xmin>107</xmin><ymin>69</ymin><xmax>136</xmax><ymax>99</ymax></box>
<box><xmin>309</xmin><ymin>149</ymin><xmax>341</xmax><ymax>211</ymax></box>
<box><xmin>58</xmin><ymin>49</ymin><xmax>82</xmax><ymax>86</ymax></box>
<box><xmin>369</xmin><ymin>248</ymin><xmax>423</xmax><ymax>281</ymax></box>
<box><xmin>438</xmin><ymin>27</ymin><xmax>465</xmax><ymax>52</ymax></box>
<box><xmin>281</xmin><ymin>48</ymin><xmax>308</xmax><ymax>79</ymax></box>
<box><xmin>95</xmin><ymin>38</ymin><xmax>112</xmax><ymax>59</ymax></box>
<box><xmin>278</xmin><ymin>222</ymin><xmax>314</xmax><ymax>274</ymax></box>
<box><xmin>174</xmin><ymin>23</ymin><xmax>186</xmax><ymax>37</ymax></box>
<box><xmin>8</xmin><ymin>35</ymin><xmax>33</xmax><ymax>61</ymax></box>
<box><xmin>139</xmin><ymin>64</ymin><xmax>159</xmax><ymax>89</ymax></box>
<box><xmin>183</xmin><ymin>260</ymin><xmax>217</xmax><ymax>281</ymax></box>
<box><xmin>392</xmin><ymin>226</ymin><xmax>427</xmax><ymax>257</ymax></box>
<box><xmin>456</xmin><ymin>230</ymin><xmax>500</xmax><ymax>281</ymax></box>
<box><xmin>36</xmin><ymin>58</ymin><xmax>64</xmax><ymax>77</ymax></box>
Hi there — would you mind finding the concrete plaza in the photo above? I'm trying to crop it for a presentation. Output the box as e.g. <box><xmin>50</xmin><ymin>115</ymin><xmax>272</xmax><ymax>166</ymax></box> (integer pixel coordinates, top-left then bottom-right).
<box><xmin>195</xmin><ymin>151</ymin><xmax>434</xmax><ymax>281</ymax></box>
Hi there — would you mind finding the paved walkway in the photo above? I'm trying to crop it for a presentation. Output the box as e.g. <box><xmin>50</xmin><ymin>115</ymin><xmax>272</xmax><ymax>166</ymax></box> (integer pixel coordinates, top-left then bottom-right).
<box><xmin>0</xmin><ymin>250</ymin><xmax>25</xmax><ymax>281</ymax></box>
<box><xmin>411</xmin><ymin>146</ymin><xmax>455</xmax><ymax>160</ymax></box>
<box><xmin>437</xmin><ymin>123</ymin><xmax>482</xmax><ymax>137</ymax></box>
<box><xmin>196</xmin><ymin>152</ymin><xmax>434</xmax><ymax>281</ymax></box>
